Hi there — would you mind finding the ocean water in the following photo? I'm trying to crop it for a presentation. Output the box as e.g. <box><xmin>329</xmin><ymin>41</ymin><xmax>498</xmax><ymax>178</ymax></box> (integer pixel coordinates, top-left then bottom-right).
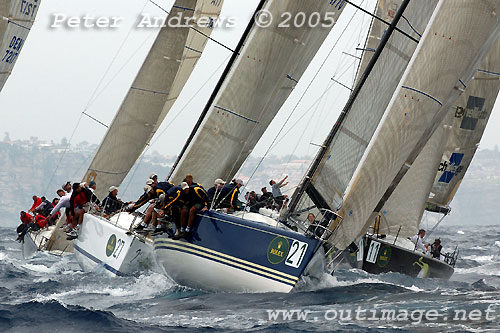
<box><xmin>0</xmin><ymin>224</ymin><xmax>499</xmax><ymax>332</ymax></box>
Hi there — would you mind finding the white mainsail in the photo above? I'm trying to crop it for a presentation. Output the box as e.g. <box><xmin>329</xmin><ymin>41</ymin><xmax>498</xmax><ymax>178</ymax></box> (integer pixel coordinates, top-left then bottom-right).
<box><xmin>373</xmin><ymin>39</ymin><xmax>500</xmax><ymax>237</ymax></box>
<box><xmin>428</xmin><ymin>39</ymin><xmax>500</xmax><ymax>210</ymax></box>
<box><xmin>295</xmin><ymin>0</ymin><xmax>437</xmax><ymax>211</ymax></box>
<box><xmin>170</xmin><ymin>0</ymin><xmax>346</xmax><ymax>187</ymax></box>
<box><xmin>0</xmin><ymin>0</ymin><xmax>40</xmax><ymax>92</ymax></box>
<box><xmin>83</xmin><ymin>0</ymin><xmax>223</xmax><ymax>199</ymax></box>
<box><xmin>330</xmin><ymin>0</ymin><xmax>500</xmax><ymax>250</ymax></box>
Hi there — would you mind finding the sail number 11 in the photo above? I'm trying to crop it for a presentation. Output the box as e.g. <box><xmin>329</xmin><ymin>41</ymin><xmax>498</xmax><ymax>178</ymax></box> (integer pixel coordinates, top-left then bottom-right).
<box><xmin>285</xmin><ymin>240</ymin><xmax>308</xmax><ymax>268</ymax></box>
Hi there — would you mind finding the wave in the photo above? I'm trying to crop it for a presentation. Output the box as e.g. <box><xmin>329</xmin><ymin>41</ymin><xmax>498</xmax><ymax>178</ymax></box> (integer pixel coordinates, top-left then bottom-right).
<box><xmin>0</xmin><ymin>300</ymin><xmax>170</xmax><ymax>333</ymax></box>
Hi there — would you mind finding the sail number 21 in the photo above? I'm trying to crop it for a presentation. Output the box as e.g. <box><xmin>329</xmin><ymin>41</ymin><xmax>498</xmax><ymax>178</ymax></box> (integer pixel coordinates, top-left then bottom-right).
<box><xmin>285</xmin><ymin>240</ymin><xmax>308</xmax><ymax>268</ymax></box>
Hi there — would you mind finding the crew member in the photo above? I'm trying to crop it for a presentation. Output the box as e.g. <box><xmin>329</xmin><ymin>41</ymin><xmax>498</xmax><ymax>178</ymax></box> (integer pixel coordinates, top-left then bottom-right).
<box><xmin>174</xmin><ymin>183</ymin><xmax>208</xmax><ymax>240</ymax></box>
<box><xmin>218</xmin><ymin>179</ymin><xmax>244</xmax><ymax>211</ymax></box>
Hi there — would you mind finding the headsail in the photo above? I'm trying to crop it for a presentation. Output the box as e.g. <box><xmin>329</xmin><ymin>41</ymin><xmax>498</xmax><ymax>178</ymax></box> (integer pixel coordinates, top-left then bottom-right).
<box><xmin>377</xmin><ymin>39</ymin><xmax>500</xmax><ymax>236</ymax></box>
<box><xmin>288</xmin><ymin>0</ymin><xmax>437</xmax><ymax>215</ymax></box>
<box><xmin>428</xmin><ymin>39</ymin><xmax>500</xmax><ymax>211</ymax></box>
<box><xmin>0</xmin><ymin>0</ymin><xmax>40</xmax><ymax>92</ymax></box>
<box><xmin>330</xmin><ymin>0</ymin><xmax>500</xmax><ymax>250</ymax></box>
<box><xmin>169</xmin><ymin>0</ymin><xmax>346</xmax><ymax>187</ymax></box>
<box><xmin>83</xmin><ymin>0</ymin><xmax>224</xmax><ymax>199</ymax></box>
<box><xmin>376</xmin><ymin>112</ymin><xmax>451</xmax><ymax>238</ymax></box>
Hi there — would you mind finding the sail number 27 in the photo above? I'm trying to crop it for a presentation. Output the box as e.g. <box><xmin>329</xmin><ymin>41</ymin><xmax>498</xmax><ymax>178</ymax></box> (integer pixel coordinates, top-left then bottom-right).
<box><xmin>285</xmin><ymin>240</ymin><xmax>308</xmax><ymax>268</ymax></box>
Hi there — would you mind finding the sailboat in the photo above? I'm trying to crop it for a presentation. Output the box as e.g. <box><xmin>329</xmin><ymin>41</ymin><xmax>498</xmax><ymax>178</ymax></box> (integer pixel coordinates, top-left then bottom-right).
<box><xmin>153</xmin><ymin>0</ymin><xmax>347</xmax><ymax>293</ymax></box>
<box><xmin>0</xmin><ymin>0</ymin><xmax>39</xmax><ymax>92</ymax></box>
<box><xmin>347</xmin><ymin>7</ymin><xmax>500</xmax><ymax>280</ymax></box>
<box><xmin>152</xmin><ymin>0</ymin><xmax>500</xmax><ymax>293</ymax></box>
<box><xmin>60</xmin><ymin>0</ymin><xmax>225</xmax><ymax>275</ymax></box>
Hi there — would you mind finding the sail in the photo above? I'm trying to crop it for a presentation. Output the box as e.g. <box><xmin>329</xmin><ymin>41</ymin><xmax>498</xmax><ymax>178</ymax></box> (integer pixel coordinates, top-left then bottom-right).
<box><xmin>298</xmin><ymin>0</ymin><xmax>437</xmax><ymax>211</ymax></box>
<box><xmin>0</xmin><ymin>0</ymin><xmax>40</xmax><ymax>92</ymax></box>
<box><xmin>428</xmin><ymin>39</ymin><xmax>500</xmax><ymax>209</ymax></box>
<box><xmin>377</xmin><ymin>112</ymin><xmax>451</xmax><ymax>238</ymax></box>
<box><xmin>170</xmin><ymin>0</ymin><xmax>346</xmax><ymax>187</ymax></box>
<box><xmin>354</xmin><ymin>0</ymin><xmax>403</xmax><ymax>86</ymax></box>
<box><xmin>84</xmin><ymin>0</ymin><xmax>223</xmax><ymax>200</ymax></box>
<box><xmin>329</xmin><ymin>0</ymin><xmax>500</xmax><ymax>250</ymax></box>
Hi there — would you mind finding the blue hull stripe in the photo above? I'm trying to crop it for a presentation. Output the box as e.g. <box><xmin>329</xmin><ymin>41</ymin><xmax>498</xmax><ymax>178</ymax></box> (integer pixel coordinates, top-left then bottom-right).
<box><xmin>74</xmin><ymin>244</ymin><xmax>124</xmax><ymax>277</ymax></box>
<box><xmin>155</xmin><ymin>244</ymin><xmax>296</xmax><ymax>287</ymax></box>
<box><xmin>155</xmin><ymin>238</ymin><xmax>299</xmax><ymax>282</ymax></box>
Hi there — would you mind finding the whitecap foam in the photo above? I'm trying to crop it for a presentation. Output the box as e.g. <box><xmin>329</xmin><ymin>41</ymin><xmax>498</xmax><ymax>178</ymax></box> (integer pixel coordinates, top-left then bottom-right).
<box><xmin>461</xmin><ymin>255</ymin><xmax>494</xmax><ymax>263</ymax></box>
<box><xmin>457</xmin><ymin>230</ymin><xmax>465</xmax><ymax>235</ymax></box>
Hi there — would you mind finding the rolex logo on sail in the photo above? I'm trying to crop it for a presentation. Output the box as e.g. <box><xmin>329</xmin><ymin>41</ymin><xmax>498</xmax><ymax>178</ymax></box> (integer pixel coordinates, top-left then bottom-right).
<box><xmin>267</xmin><ymin>237</ymin><xmax>289</xmax><ymax>264</ymax></box>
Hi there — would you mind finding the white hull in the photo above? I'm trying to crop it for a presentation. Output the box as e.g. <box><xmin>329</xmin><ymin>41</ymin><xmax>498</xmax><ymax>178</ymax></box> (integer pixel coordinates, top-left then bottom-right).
<box><xmin>154</xmin><ymin>239</ymin><xmax>294</xmax><ymax>293</ymax></box>
<box><xmin>73</xmin><ymin>212</ymin><xmax>154</xmax><ymax>276</ymax></box>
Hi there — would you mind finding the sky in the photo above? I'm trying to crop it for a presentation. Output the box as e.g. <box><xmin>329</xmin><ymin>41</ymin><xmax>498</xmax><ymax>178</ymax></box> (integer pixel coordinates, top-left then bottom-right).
<box><xmin>0</xmin><ymin>0</ymin><xmax>499</xmax><ymax>163</ymax></box>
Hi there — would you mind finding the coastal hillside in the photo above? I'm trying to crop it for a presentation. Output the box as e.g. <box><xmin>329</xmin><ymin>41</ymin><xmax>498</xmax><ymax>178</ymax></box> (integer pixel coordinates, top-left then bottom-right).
<box><xmin>1</xmin><ymin>135</ymin><xmax>498</xmax><ymax>226</ymax></box>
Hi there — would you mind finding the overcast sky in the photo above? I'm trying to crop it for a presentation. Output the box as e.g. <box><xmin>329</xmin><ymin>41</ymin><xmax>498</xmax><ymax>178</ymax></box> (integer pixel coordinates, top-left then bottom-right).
<box><xmin>0</xmin><ymin>0</ymin><xmax>499</xmax><ymax>163</ymax></box>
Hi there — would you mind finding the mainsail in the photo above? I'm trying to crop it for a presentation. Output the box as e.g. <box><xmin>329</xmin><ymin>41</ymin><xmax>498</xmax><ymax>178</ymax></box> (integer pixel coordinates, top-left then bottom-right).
<box><xmin>375</xmin><ymin>39</ymin><xmax>500</xmax><ymax>237</ymax></box>
<box><xmin>330</xmin><ymin>0</ymin><xmax>500</xmax><ymax>250</ymax></box>
<box><xmin>0</xmin><ymin>0</ymin><xmax>40</xmax><ymax>92</ymax></box>
<box><xmin>289</xmin><ymin>0</ymin><xmax>437</xmax><ymax>214</ymax></box>
<box><xmin>428</xmin><ymin>39</ymin><xmax>500</xmax><ymax>210</ymax></box>
<box><xmin>83</xmin><ymin>0</ymin><xmax>223</xmax><ymax>199</ymax></box>
<box><xmin>169</xmin><ymin>0</ymin><xmax>346</xmax><ymax>187</ymax></box>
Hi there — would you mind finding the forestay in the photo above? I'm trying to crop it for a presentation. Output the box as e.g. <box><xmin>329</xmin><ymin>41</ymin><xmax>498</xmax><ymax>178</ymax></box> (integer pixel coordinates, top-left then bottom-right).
<box><xmin>428</xmin><ymin>39</ymin><xmax>500</xmax><ymax>210</ymax></box>
<box><xmin>170</xmin><ymin>0</ymin><xmax>346</xmax><ymax>187</ymax></box>
<box><xmin>0</xmin><ymin>0</ymin><xmax>40</xmax><ymax>92</ymax></box>
<box><xmin>330</xmin><ymin>0</ymin><xmax>500</xmax><ymax>250</ymax></box>
<box><xmin>84</xmin><ymin>0</ymin><xmax>223</xmax><ymax>200</ymax></box>
<box><xmin>296</xmin><ymin>0</ymin><xmax>437</xmax><ymax>211</ymax></box>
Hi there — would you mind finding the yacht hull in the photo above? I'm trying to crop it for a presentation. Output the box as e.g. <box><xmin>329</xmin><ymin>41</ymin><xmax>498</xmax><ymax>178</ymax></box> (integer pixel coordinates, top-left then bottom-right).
<box><xmin>73</xmin><ymin>213</ymin><xmax>155</xmax><ymax>276</ymax></box>
<box><xmin>346</xmin><ymin>234</ymin><xmax>454</xmax><ymax>280</ymax></box>
<box><xmin>153</xmin><ymin>211</ymin><xmax>322</xmax><ymax>293</ymax></box>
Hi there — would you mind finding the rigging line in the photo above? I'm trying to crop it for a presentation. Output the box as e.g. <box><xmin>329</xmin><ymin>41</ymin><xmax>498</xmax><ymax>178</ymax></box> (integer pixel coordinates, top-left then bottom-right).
<box><xmin>167</xmin><ymin>0</ymin><xmax>268</xmax><ymax>180</ymax></box>
<box><xmin>269</xmin><ymin>60</ymin><xmax>357</xmax><ymax>153</ymax></box>
<box><xmin>343</xmin><ymin>0</ymin><xmax>419</xmax><ymax>44</ymax></box>
<box><xmin>401</xmin><ymin>14</ymin><xmax>422</xmax><ymax>38</ymax></box>
<box><xmin>82</xmin><ymin>112</ymin><xmax>108</xmax><ymax>128</ymax></box>
<box><xmin>242</xmin><ymin>1</ymin><xmax>367</xmax><ymax>189</ymax></box>
<box><xmin>85</xmin><ymin>0</ymin><xmax>150</xmax><ymax>111</ymax></box>
<box><xmin>353</xmin><ymin>0</ymin><xmax>376</xmax><ymax>87</ymax></box>
<box><xmin>146</xmin><ymin>0</ymin><xmax>235</xmax><ymax>53</ymax></box>
<box><xmin>287</xmin><ymin>0</ymin><xmax>412</xmax><ymax>218</ymax></box>
<box><xmin>44</xmin><ymin>0</ymin><xmax>150</xmax><ymax>191</ymax></box>
<box><xmin>3</xmin><ymin>17</ymin><xmax>31</xmax><ymax>30</ymax></box>
<box><xmin>43</xmin><ymin>113</ymin><xmax>84</xmax><ymax>194</ymax></box>
<box><xmin>120</xmin><ymin>55</ymin><xmax>231</xmax><ymax>197</ymax></box>
<box><xmin>84</xmin><ymin>29</ymin><xmax>158</xmax><ymax>111</ymax></box>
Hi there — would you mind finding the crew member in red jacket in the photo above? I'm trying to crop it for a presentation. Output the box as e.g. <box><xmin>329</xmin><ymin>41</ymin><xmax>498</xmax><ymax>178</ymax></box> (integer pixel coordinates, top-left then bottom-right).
<box><xmin>67</xmin><ymin>183</ymin><xmax>92</xmax><ymax>239</ymax></box>
<box><xmin>28</xmin><ymin>196</ymin><xmax>42</xmax><ymax>213</ymax></box>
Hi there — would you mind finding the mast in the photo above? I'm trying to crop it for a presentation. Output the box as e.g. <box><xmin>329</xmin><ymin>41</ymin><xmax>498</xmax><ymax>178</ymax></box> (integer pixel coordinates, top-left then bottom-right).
<box><xmin>167</xmin><ymin>0</ymin><xmax>267</xmax><ymax>180</ymax></box>
<box><xmin>287</xmin><ymin>0</ymin><xmax>412</xmax><ymax>216</ymax></box>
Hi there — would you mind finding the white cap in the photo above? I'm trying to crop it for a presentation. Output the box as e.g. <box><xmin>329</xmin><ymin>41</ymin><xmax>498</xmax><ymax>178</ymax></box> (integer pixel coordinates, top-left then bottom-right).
<box><xmin>144</xmin><ymin>185</ymin><xmax>152</xmax><ymax>193</ymax></box>
<box><xmin>235</xmin><ymin>179</ymin><xmax>244</xmax><ymax>185</ymax></box>
<box><xmin>158</xmin><ymin>193</ymin><xmax>166</xmax><ymax>202</ymax></box>
<box><xmin>109</xmin><ymin>186</ymin><xmax>118</xmax><ymax>192</ymax></box>
<box><xmin>215</xmin><ymin>178</ymin><xmax>226</xmax><ymax>185</ymax></box>
<box><xmin>180</xmin><ymin>182</ymin><xmax>189</xmax><ymax>190</ymax></box>
<box><xmin>150</xmin><ymin>173</ymin><xmax>158</xmax><ymax>179</ymax></box>
<box><xmin>146</xmin><ymin>179</ymin><xmax>154</xmax><ymax>186</ymax></box>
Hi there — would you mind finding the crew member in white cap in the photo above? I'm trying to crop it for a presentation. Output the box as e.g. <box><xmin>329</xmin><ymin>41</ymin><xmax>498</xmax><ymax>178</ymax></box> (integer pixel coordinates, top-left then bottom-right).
<box><xmin>102</xmin><ymin>186</ymin><xmax>127</xmax><ymax>215</ymax></box>
<box><xmin>207</xmin><ymin>178</ymin><xmax>225</xmax><ymax>206</ymax></box>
